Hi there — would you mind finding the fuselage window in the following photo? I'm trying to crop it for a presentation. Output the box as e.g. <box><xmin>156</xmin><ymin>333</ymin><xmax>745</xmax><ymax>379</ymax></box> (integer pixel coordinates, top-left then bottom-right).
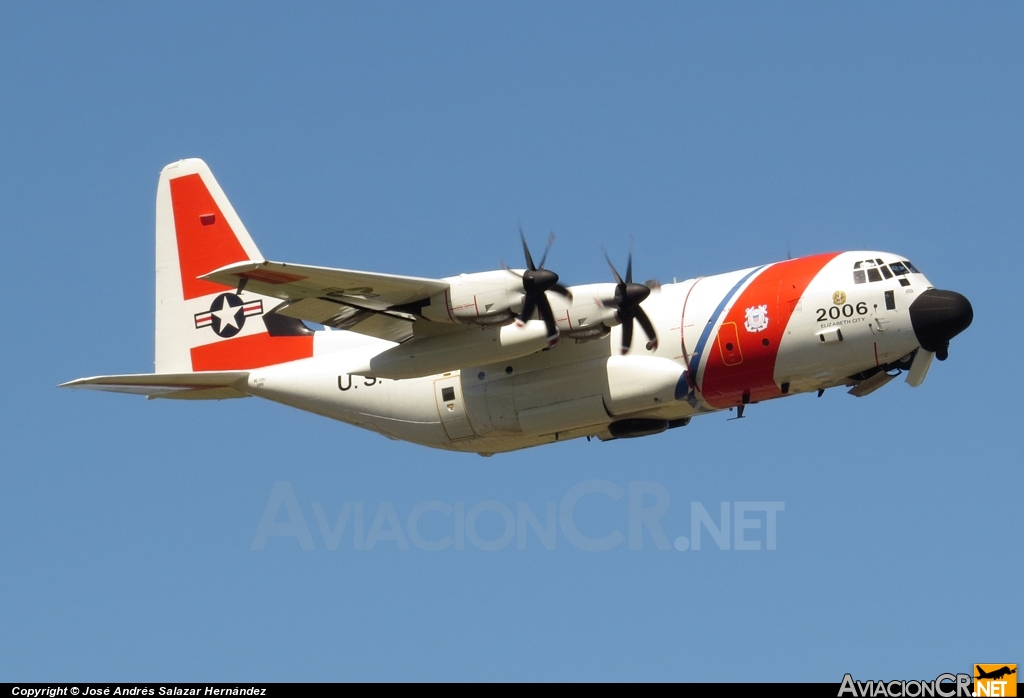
<box><xmin>867</xmin><ymin>267</ymin><xmax>882</xmax><ymax>282</ymax></box>
<box><xmin>853</xmin><ymin>269</ymin><xmax>867</xmax><ymax>284</ymax></box>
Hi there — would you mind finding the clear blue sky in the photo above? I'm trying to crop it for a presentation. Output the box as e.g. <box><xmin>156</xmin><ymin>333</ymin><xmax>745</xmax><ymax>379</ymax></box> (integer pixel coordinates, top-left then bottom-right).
<box><xmin>1</xmin><ymin>2</ymin><xmax>1020</xmax><ymax>682</ymax></box>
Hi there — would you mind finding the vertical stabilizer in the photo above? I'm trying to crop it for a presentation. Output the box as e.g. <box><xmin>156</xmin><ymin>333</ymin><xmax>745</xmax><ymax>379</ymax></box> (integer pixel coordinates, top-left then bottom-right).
<box><xmin>155</xmin><ymin>159</ymin><xmax>313</xmax><ymax>373</ymax></box>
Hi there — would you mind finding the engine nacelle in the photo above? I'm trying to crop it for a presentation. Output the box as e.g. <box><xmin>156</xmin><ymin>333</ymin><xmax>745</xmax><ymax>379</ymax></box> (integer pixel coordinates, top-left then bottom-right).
<box><xmin>546</xmin><ymin>283</ymin><xmax>620</xmax><ymax>340</ymax></box>
<box><xmin>603</xmin><ymin>355</ymin><xmax>688</xmax><ymax>415</ymax></box>
<box><xmin>421</xmin><ymin>270</ymin><xmax>523</xmax><ymax>326</ymax></box>
<box><xmin>420</xmin><ymin>276</ymin><xmax>621</xmax><ymax>339</ymax></box>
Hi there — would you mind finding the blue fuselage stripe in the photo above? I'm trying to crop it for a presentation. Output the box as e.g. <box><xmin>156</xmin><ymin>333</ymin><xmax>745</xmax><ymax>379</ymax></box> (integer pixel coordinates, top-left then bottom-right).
<box><xmin>687</xmin><ymin>266</ymin><xmax>765</xmax><ymax>381</ymax></box>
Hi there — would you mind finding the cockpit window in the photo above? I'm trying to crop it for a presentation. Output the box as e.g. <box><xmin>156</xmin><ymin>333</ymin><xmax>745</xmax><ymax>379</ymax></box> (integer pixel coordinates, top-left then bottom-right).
<box><xmin>853</xmin><ymin>258</ymin><xmax>891</xmax><ymax>284</ymax></box>
<box><xmin>889</xmin><ymin>262</ymin><xmax>909</xmax><ymax>275</ymax></box>
<box><xmin>904</xmin><ymin>260</ymin><xmax>921</xmax><ymax>273</ymax></box>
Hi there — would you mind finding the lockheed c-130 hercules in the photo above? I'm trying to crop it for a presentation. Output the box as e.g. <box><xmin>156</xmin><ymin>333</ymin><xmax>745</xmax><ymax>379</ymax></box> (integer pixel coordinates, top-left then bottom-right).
<box><xmin>63</xmin><ymin>159</ymin><xmax>974</xmax><ymax>455</ymax></box>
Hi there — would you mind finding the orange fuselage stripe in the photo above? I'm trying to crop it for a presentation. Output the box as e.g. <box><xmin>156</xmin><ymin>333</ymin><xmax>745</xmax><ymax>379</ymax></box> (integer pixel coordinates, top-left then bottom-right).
<box><xmin>191</xmin><ymin>333</ymin><xmax>314</xmax><ymax>371</ymax></box>
<box><xmin>700</xmin><ymin>252</ymin><xmax>840</xmax><ymax>408</ymax></box>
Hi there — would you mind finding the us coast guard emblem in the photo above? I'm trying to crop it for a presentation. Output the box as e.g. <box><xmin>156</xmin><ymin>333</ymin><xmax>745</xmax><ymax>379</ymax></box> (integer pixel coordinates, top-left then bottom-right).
<box><xmin>743</xmin><ymin>305</ymin><xmax>769</xmax><ymax>333</ymax></box>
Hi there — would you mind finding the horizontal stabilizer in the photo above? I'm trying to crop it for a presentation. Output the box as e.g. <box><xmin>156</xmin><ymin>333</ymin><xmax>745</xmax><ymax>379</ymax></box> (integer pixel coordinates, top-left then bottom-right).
<box><xmin>59</xmin><ymin>371</ymin><xmax>250</xmax><ymax>400</ymax></box>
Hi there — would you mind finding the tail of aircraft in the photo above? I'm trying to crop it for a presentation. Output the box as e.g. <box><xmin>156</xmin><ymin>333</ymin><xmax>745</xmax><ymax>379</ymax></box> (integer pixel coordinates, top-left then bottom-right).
<box><xmin>61</xmin><ymin>159</ymin><xmax>314</xmax><ymax>399</ymax></box>
<box><xmin>155</xmin><ymin>159</ymin><xmax>313</xmax><ymax>373</ymax></box>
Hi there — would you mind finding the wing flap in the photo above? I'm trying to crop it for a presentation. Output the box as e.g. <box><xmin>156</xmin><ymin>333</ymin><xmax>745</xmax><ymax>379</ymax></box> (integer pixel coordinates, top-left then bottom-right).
<box><xmin>273</xmin><ymin>298</ymin><xmax>415</xmax><ymax>342</ymax></box>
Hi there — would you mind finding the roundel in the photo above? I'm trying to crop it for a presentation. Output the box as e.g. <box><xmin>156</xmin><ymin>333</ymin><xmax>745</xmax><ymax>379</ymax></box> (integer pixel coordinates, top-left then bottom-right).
<box><xmin>209</xmin><ymin>293</ymin><xmax>246</xmax><ymax>337</ymax></box>
<box><xmin>194</xmin><ymin>293</ymin><xmax>264</xmax><ymax>337</ymax></box>
<box><xmin>833</xmin><ymin>290</ymin><xmax>847</xmax><ymax>305</ymax></box>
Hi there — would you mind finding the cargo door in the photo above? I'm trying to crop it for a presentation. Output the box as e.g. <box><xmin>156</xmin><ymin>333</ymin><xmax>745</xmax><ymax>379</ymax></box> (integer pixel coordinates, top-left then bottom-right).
<box><xmin>434</xmin><ymin>376</ymin><xmax>475</xmax><ymax>441</ymax></box>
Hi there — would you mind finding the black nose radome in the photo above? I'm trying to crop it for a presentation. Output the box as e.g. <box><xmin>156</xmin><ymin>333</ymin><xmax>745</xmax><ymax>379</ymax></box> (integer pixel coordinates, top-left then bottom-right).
<box><xmin>909</xmin><ymin>289</ymin><xmax>973</xmax><ymax>361</ymax></box>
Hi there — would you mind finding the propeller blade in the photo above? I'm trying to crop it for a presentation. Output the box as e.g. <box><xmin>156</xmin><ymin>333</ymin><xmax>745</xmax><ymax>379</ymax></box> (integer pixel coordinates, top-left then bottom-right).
<box><xmin>519</xmin><ymin>294</ymin><xmax>536</xmax><ymax>324</ymax></box>
<box><xmin>500</xmin><ymin>261</ymin><xmax>524</xmax><ymax>278</ymax></box>
<box><xmin>519</xmin><ymin>226</ymin><xmax>536</xmax><ymax>271</ymax></box>
<box><xmin>603</xmin><ymin>244</ymin><xmax>657</xmax><ymax>352</ymax></box>
<box><xmin>634</xmin><ymin>306</ymin><xmax>658</xmax><ymax>350</ymax></box>
<box><xmin>550</xmin><ymin>283</ymin><xmax>573</xmax><ymax>300</ymax></box>
<box><xmin>620</xmin><ymin>315</ymin><xmax>634</xmax><ymax>354</ymax></box>
<box><xmin>537</xmin><ymin>232</ymin><xmax>555</xmax><ymax>270</ymax></box>
<box><xmin>604</xmin><ymin>250</ymin><xmax>624</xmax><ymax>286</ymax></box>
<box><xmin>537</xmin><ymin>294</ymin><xmax>558</xmax><ymax>340</ymax></box>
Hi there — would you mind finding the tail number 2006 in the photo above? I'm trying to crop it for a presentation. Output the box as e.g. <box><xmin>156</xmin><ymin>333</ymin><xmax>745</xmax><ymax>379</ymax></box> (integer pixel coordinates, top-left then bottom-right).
<box><xmin>816</xmin><ymin>302</ymin><xmax>868</xmax><ymax>322</ymax></box>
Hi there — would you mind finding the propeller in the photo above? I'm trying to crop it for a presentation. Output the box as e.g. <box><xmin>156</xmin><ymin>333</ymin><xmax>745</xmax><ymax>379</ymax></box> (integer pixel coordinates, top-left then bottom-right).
<box><xmin>603</xmin><ymin>248</ymin><xmax>658</xmax><ymax>354</ymax></box>
<box><xmin>505</xmin><ymin>227</ymin><xmax>572</xmax><ymax>342</ymax></box>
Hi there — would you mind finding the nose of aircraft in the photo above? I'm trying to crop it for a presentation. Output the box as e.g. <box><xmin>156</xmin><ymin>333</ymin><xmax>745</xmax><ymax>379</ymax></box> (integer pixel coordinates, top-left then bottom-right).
<box><xmin>908</xmin><ymin>289</ymin><xmax>973</xmax><ymax>361</ymax></box>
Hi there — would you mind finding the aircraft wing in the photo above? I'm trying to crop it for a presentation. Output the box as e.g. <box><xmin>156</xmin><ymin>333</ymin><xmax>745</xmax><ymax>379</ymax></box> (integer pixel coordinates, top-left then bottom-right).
<box><xmin>201</xmin><ymin>260</ymin><xmax>451</xmax><ymax>342</ymax></box>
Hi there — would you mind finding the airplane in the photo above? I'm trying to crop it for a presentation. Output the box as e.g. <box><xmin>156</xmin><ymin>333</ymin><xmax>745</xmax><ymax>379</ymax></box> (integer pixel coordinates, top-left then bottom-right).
<box><xmin>976</xmin><ymin>666</ymin><xmax>1017</xmax><ymax>681</ymax></box>
<box><xmin>61</xmin><ymin>159</ymin><xmax>974</xmax><ymax>456</ymax></box>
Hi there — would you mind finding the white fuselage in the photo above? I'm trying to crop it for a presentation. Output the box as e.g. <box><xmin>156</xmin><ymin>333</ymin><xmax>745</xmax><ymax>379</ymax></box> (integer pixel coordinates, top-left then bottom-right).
<box><xmin>242</xmin><ymin>251</ymin><xmax>932</xmax><ymax>455</ymax></box>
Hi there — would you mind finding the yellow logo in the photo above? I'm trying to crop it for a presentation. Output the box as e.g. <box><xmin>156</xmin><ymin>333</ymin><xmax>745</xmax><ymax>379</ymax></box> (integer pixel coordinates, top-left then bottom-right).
<box><xmin>833</xmin><ymin>291</ymin><xmax>847</xmax><ymax>305</ymax></box>
<box><xmin>975</xmin><ymin>664</ymin><xmax>1017</xmax><ymax>697</ymax></box>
